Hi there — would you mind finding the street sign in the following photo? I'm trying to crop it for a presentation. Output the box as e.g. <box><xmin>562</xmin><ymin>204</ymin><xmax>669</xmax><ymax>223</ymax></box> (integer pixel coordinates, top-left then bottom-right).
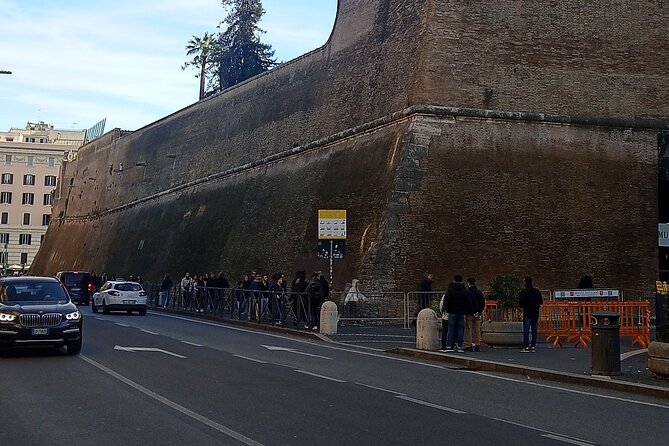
<box><xmin>318</xmin><ymin>210</ymin><xmax>347</xmax><ymax>240</ymax></box>
<box><xmin>660</xmin><ymin>223</ymin><xmax>669</xmax><ymax>247</ymax></box>
<box><xmin>553</xmin><ymin>289</ymin><xmax>620</xmax><ymax>299</ymax></box>
<box><xmin>317</xmin><ymin>240</ymin><xmax>345</xmax><ymax>259</ymax></box>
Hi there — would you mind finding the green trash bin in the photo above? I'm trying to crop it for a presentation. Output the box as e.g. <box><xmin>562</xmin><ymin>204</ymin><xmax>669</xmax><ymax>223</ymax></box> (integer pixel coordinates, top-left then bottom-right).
<box><xmin>591</xmin><ymin>310</ymin><xmax>621</xmax><ymax>376</ymax></box>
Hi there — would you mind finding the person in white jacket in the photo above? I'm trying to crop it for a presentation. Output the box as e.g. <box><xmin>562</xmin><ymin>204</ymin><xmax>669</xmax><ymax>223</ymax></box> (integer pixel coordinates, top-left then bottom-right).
<box><xmin>344</xmin><ymin>279</ymin><xmax>366</xmax><ymax>321</ymax></box>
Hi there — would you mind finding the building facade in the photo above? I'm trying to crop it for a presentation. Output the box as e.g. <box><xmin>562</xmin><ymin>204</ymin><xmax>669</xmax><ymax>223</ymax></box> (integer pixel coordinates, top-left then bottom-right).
<box><xmin>0</xmin><ymin>122</ymin><xmax>85</xmax><ymax>272</ymax></box>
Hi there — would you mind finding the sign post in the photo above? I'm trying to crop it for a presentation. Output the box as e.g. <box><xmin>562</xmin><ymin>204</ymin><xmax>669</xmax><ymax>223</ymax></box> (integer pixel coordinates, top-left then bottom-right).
<box><xmin>318</xmin><ymin>210</ymin><xmax>347</xmax><ymax>290</ymax></box>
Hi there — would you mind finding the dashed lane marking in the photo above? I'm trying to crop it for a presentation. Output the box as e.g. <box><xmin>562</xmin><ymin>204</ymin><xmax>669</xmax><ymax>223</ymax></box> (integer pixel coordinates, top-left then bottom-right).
<box><xmin>181</xmin><ymin>341</ymin><xmax>203</xmax><ymax>347</ymax></box>
<box><xmin>294</xmin><ymin>370</ymin><xmax>346</xmax><ymax>383</ymax></box>
<box><xmin>395</xmin><ymin>395</ymin><xmax>466</xmax><ymax>414</ymax></box>
<box><xmin>233</xmin><ymin>354</ymin><xmax>267</xmax><ymax>364</ymax></box>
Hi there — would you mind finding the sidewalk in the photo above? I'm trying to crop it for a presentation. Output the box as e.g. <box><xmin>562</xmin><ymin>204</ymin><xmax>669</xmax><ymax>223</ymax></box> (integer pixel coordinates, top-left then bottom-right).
<box><xmin>328</xmin><ymin>324</ymin><xmax>669</xmax><ymax>398</ymax></box>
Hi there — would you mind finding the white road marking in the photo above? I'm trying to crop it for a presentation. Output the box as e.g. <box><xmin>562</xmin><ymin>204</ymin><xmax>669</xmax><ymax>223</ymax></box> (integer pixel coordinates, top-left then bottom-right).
<box><xmin>294</xmin><ymin>370</ymin><xmax>346</xmax><ymax>383</ymax></box>
<box><xmin>492</xmin><ymin>417</ymin><xmax>595</xmax><ymax>446</ymax></box>
<box><xmin>542</xmin><ymin>434</ymin><xmax>596</xmax><ymax>446</ymax></box>
<box><xmin>115</xmin><ymin>323</ymin><xmax>130</xmax><ymax>328</ymax></box>
<box><xmin>395</xmin><ymin>395</ymin><xmax>466</xmax><ymax>414</ymax></box>
<box><xmin>80</xmin><ymin>356</ymin><xmax>263</xmax><ymax>446</ymax></box>
<box><xmin>181</xmin><ymin>341</ymin><xmax>203</xmax><ymax>347</ymax></box>
<box><xmin>620</xmin><ymin>348</ymin><xmax>647</xmax><ymax>361</ymax></box>
<box><xmin>464</xmin><ymin>371</ymin><xmax>669</xmax><ymax>410</ymax></box>
<box><xmin>261</xmin><ymin>345</ymin><xmax>332</xmax><ymax>360</ymax></box>
<box><xmin>150</xmin><ymin>313</ymin><xmax>447</xmax><ymax>369</ymax></box>
<box><xmin>233</xmin><ymin>354</ymin><xmax>268</xmax><ymax>364</ymax></box>
<box><xmin>355</xmin><ymin>382</ymin><xmax>406</xmax><ymax>396</ymax></box>
<box><xmin>114</xmin><ymin>345</ymin><xmax>187</xmax><ymax>359</ymax></box>
<box><xmin>141</xmin><ymin>329</ymin><xmax>159</xmax><ymax>335</ymax></box>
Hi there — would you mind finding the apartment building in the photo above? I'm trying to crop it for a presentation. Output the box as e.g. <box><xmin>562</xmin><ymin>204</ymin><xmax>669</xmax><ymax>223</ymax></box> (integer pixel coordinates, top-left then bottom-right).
<box><xmin>0</xmin><ymin>122</ymin><xmax>86</xmax><ymax>271</ymax></box>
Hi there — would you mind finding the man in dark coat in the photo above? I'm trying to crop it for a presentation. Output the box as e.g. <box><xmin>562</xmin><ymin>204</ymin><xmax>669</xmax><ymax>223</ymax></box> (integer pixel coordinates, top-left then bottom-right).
<box><xmin>444</xmin><ymin>275</ymin><xmax>470</xmax><ymax>352</ymax></box>
<box><xmin>464</xmin><ymin>277</ymin><xmax>485</xmax><ymax>352</ymax></box>
<box><xmin>519</xmin><ymin>276</ymin><xmax>544</xmax><ymax>352</ymax></box>
<box><xmin>418</xmin><ymin>273</ymin><xmax>433</xmax><ymax>310</ymax></box>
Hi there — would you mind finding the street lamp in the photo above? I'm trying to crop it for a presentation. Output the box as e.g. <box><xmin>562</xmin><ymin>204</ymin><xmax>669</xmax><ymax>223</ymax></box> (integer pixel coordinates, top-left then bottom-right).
<box><xmin>2</xmin><ymin>243</ymin><xmax>7</xmax><ymax>276</ymax></box>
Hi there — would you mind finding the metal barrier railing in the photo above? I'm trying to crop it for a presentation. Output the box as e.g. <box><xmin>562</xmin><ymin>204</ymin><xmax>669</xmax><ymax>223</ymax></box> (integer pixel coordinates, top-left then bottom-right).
<box><xmin>146</xmin><ymin>283</ymin><xmax>653</xmax><ymax>340</ymax></box>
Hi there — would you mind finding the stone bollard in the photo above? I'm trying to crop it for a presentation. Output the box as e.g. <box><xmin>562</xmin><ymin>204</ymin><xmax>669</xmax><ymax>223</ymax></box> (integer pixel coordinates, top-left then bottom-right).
<box><xmin>416</xmin><ymin>308</ymin><xmax>440</xmax><ymax>351</ymax></box>
<box><xmin>320</xmin><ymin>300</ymin><xmax>338</xmax><ymax>335</ymax></box>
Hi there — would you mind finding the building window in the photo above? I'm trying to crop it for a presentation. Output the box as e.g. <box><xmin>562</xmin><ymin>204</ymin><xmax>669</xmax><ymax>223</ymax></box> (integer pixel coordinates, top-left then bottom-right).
<box><xmin>5</xmin><ymin>138</ymin><xmax>13</xmax><ymax>142</ymax></box>
<box><xmin>1</xmin><ymin>173</ymin><xmax>12</xmax><ymax>184</ymax></box>
<box><xmin>39</xmin><ymin>138</ymin><xmax>46</xmax><ymax>143</ymax></box>
<box><xmin>27</xmin><ymin>156</ymin><xmax>34</xmax><ymax>166</ymax></box>
<box><xmin>23</xmin><ymin>174</ymin><xmax>35</xmax><ymax>186</ymax></box>
<box><xmin>22</xmin><ymin>193</ymin><xmax>34</xmax><ymax>205</ymax></box>
<box><xmin>27</xmin><ymin>137</ymin><xmax>35</xmax><ymax>143</ymax></box>
<box><xmin>42</xmin><ymin>214</ymin><xmax>51</xmax><ymax>226</ymax></box>
<box><xmin>41</xmin><ymin>234</ymin><xmax>44</xmax><ymax>243</ymax></box>
<box><xmin>23</xmin><ymin>213</ymin><xmax>30</xmax><ymax>225</ymax></box>
<box><xmin>0</xmin><ymin>192</ymin><xmax>12</xmax><ymax>204</ymax></box>
<box><xmin>20</xmin><ymin>253</ymin><xmax>28</xmax><ymax>264</ymax></box>
<box><xmin>0</xmin><ymin>233</ymin><xmax>8</xmax><ymax>244</ymax></box>
<box><xmin>43</xmin><ymin>193</ymin><xmax>53</xmax><ymax>206</ymax></box>
<box><xmin>1</xmin><ymin>213</ymin><xmax>7</xmax><ymax>224</ymax></box>
<box><xmin>19</xmin><ymin>234</ymin><xmax>31</xmax><ymax>245</ymax></box>
<box><xmin>48</xmin><ymin>157</ymin><xmax>55</xmax><ymax>168</ymax></box>
<box><xmin>44</xmin><ymin>175</ymin><xmax>57</xmax><ymax>187</ymax></box>
<box><xmin>4</xmin><ymin>155</ymin><xmax>11</xmax><ymax>165</ymax></box>
<box><xmin>0</xmin><ymin>252</ymin><xmax>6</xmax><ymax>265</ymax></box>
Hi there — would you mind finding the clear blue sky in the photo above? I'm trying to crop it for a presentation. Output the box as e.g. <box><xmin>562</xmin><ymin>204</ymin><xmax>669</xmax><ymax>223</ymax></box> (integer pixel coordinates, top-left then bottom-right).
<box><xmin>0</xmin><ymin>0</ymin><xmax>337</xmax><ymax>132</ymax></box>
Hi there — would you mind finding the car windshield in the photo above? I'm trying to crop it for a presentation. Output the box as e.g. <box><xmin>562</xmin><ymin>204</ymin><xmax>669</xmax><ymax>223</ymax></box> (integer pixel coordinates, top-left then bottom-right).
<box><xmin>60</xmin><ymin>272</ymin><xmax>89</xmax><ymax>287</ymax></box>
<box><xmin>3</xmin><ymin>281</ymin><xmax>69</xmax><ymax>304</ymax></box>
<box><xmin>115</xmin><ymin>283</ymin><xmax>143</xmax><ymax>292</ymax></box>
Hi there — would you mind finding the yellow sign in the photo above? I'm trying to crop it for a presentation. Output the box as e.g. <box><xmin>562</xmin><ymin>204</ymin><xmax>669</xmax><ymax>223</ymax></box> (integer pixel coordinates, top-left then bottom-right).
<box><xmin>318</xmin><ymin>210</ymin><xmax>347</xmax><ymax>240</ymax></box>
<box><xmin>656</xmin><ymin>281</ymin><xmax>669</xmax><ymax>295</ymax></box>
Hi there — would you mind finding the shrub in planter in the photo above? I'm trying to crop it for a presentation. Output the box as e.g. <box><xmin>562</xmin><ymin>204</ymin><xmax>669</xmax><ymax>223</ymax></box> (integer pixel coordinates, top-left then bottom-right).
<box><xmin>489</xmin><ymin>274</ymin><xmax>522</xmax><ymax>322</ymax></box>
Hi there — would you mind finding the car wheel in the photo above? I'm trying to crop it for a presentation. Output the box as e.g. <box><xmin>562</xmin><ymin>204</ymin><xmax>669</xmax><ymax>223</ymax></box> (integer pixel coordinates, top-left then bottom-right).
<box><xmin>66</xmin><ymin>339</ymin><xmax>82</xmax><ymax>355</ymax></box>
<box><xmin>139</xmin><ymin>308</ymin><xmax>147</xmax><ymax>316</ymax></box>
<box><xmin>91</xmin><ymin>299</ymin><xmax>98</xmax><ymax>313</ymax></box>
<box><xmin>102</xmin><ymin>300</ymin><xmax>110</xmax><ymax>314</ymax></box>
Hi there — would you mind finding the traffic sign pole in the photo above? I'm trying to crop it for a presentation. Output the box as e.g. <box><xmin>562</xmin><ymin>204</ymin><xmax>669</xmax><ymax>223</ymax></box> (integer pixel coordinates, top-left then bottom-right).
<box><xmin>329</xmin><ymin>240</ymin><xmax>334</xmax><ymax>291</ymax></box>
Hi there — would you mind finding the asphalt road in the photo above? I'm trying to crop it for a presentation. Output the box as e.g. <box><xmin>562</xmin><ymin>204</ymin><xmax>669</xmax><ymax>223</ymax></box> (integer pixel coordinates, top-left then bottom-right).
<box><xmin>1</xmin><ymin>308</ymin><xmax>668</xmax><ymax>446</ymax></box>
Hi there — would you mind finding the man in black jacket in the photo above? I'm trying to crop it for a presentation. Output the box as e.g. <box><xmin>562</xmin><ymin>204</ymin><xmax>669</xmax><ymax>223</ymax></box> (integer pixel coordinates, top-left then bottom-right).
<box><xmin>464</xmin><ymin>278</ymin><xmax>485</xmax><ymax>352</ymax></box>
<box><xmin>444</xmin><ymin>275</ymin><xmax>470</xmax><ymax>352</ymax></box>
<box><xmin>519</xmin><ymin>276</ymin><xmax>544</xmax><ymax>352</ymax></box>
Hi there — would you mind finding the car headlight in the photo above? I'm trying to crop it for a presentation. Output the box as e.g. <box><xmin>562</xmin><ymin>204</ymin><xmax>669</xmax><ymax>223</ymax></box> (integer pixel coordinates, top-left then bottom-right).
<box><xmin>0</xmin><ymin>313</ymin><xmax>16</xmax><ymax>322</ymax></box>
<box><xmin>65</xmin><ymin>311</ymin><xmax>81</xmax><ymax>320</ymax></box>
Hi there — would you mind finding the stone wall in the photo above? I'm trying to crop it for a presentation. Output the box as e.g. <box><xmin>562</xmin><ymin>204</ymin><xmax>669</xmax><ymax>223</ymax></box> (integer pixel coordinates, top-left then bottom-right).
<box><xmin>33</xmin><ymin>0</ymin><xmax>668</xmax><ymax>292</ymax></box>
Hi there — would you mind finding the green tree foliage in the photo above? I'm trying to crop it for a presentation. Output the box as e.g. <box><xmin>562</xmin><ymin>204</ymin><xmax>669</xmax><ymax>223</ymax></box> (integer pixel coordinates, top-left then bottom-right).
<box><xmin>489</xmin><ymin>274</ymin><xmax>522</xmax><ymax>310</ymax></box>
<box><xmin>214</xmin><ymin>0</ymin><xmax>276</xmax><ymax>91</ymax></box>
<box><xmin>182</xmin><ymin>33</ymin><xmax>216</xmax><ymax>100</ymax></box>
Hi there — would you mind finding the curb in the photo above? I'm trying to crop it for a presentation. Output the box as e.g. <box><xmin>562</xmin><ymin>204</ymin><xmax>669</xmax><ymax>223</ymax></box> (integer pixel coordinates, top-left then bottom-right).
<box><xmin>390</xmin><ymin>348</ymin><xmax>669</xmax><ymax>400</ymax></box>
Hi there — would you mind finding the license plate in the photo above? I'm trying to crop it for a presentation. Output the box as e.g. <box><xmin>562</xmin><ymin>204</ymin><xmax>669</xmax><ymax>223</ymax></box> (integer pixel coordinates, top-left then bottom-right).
<box><xmin>32</xmin><ymin>328</ymin><xmax>49</xmax><ymax>335</ymax></box>
<box><xmin>122</xmin><ymin>300</ymin><xmax>136</xmax><ymax>304</ymax></box>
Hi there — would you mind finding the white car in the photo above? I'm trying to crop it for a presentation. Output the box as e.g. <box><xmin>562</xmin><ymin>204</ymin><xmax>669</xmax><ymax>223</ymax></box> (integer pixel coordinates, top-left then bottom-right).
<box><xmin>91</xmin><ymin>281</ymin><xmax>147</xmax><ymax>315</ymax></box>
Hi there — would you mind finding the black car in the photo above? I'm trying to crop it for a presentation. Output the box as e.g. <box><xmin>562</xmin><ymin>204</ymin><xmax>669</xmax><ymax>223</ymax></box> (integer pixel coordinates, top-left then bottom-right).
<box><xmin>55</xmin><ymin>271</ymin><xmax>93</xmax><ymax>305</ymax></box>
<box><xmin>0</xmin><ymin>276</ymin><xmax>83</xmax><ymax>355</ymax></box>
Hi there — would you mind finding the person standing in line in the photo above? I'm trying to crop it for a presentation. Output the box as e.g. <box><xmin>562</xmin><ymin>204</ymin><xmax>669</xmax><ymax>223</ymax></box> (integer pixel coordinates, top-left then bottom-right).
<box><xmin>344</xmin><ymin>279</ymin><xmax>366</xmax><ymax>323</ymax></box>
<box><xmin>318</xmin><ymin>271</ymin><xmax>330</xmax><ymax>301</ymax></box>
<box><xmin>438</xmin><ymin>287</ymin><xmax>450</xmax><ymax>352</ymax></box>
<box><xmin>577</xmin><ymin>271</ymin><xmax>595</xmax><ymax>289</ymax></box>
<box><xmin>419</xmin><ymin>273</ymin><xmax>434</xmax><ymax>310</ymax></box>
<box><xmin>160</xmin><ymin>274</ymin><xmax>173</xmax><ymax>307</ymax></box>
<box><xmin>307</xmin><ymin>272</ymin><xmax>323</xmax><ymax>330</ymax></box>
<box><xmin>180</xmin><ymin>272</ymin><xmax>193</xmax><ymax>309</ymax></box>
<box><xmin>464</xmin><ymin>277</ymin><xmax>485</xmax><ymax>352</ymax></box>
<box><xmin>444</xmin><ymin>275</ymin><xmax>469</xmax><ymax>352</ymax></box>
<box><xmin>519</xmin><ymin>276</ymin><xmax>544</xmax><ymax>352</ymax></box>
<box><xmin>291</xmin><ymin>271</ymin><xmax>309</xmax><ymax>329</ymax></box>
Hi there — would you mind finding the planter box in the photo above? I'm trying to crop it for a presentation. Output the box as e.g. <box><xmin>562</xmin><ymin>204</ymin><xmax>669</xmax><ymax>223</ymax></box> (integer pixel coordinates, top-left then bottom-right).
<box><xmin>482</xmin><ymin>321</ymin><xmax>523</xmax><ymax>347</ymax></box>
<box><xmin>648</xmin><ymin>341</ymin><xmax>669</xmax><ymax>378</ymax></box>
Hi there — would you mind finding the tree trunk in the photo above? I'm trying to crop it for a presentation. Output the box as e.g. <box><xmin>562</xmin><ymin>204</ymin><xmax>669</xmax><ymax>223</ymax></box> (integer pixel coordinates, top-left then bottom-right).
<box><xmin>199</xmin><ymin>57</ymin><xmax>207</xmax><ymax>100</ymax></box>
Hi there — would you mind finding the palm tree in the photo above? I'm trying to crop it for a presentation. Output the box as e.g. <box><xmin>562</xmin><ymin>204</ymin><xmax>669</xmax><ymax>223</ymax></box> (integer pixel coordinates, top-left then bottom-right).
<box><xmin>182</xmin><ymin>33</ymin><xmax>216</xmax><ymax>100</ymax></box>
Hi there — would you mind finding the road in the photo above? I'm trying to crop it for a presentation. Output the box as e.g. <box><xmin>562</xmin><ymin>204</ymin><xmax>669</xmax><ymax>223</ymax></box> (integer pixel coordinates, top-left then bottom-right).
<box><xmin>1</xmin><ymin>308</ymin><xmax>668</xmax><ymax>445</ymax></box>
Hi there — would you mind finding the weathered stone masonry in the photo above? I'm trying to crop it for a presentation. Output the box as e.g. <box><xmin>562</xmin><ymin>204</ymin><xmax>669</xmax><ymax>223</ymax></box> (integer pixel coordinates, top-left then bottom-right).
<box><xmin>33</xmin><ymin>0</ymin><xmax>669</xmax><ymax>292</ymax></box>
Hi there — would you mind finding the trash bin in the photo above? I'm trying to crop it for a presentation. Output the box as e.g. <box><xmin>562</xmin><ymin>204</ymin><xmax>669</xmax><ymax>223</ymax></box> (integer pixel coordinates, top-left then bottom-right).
<box><xmin>590</xmin><ymin>310</ymin><xmax>621</xmax><ymax>376</ymax></box>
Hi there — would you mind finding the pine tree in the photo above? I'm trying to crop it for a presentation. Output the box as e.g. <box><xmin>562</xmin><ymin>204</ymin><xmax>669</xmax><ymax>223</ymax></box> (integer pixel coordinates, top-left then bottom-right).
<box><xmin>214</xmin><ymin>0</ymin><xmax>276</xmax><ymax>90</ymax></box>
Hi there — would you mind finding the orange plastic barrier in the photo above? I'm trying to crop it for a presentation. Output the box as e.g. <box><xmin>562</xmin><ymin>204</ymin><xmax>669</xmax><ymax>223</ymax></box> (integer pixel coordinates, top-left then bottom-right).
<box><xmin>485</xmin><ymin>300</ymin><xmax>650</xmax><ymax>349</ymax></box>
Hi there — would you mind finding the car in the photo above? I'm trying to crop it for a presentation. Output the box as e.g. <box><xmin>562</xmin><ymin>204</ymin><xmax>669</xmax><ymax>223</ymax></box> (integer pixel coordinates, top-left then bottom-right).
<box><xmin>0</xmin><ymin>276</ymin><xmax>83</xmax><ymax>355</ymax></box>
<box><xmin>92</xmin><ymin>281</ymin><xmax>147</xmax><ymax>316</ymax></box>
<box><xmin>55</xmin><ymin>271</ymin><xmax>94</xmax><ymax>305</ymax></box>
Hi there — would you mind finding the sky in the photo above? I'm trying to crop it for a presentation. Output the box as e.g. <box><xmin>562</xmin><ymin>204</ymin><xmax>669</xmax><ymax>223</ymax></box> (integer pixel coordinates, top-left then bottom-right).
<box><xmin>0</xmin><ymin>0</ymin><xmax>337</xmax><ymax>132</ymax></box>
